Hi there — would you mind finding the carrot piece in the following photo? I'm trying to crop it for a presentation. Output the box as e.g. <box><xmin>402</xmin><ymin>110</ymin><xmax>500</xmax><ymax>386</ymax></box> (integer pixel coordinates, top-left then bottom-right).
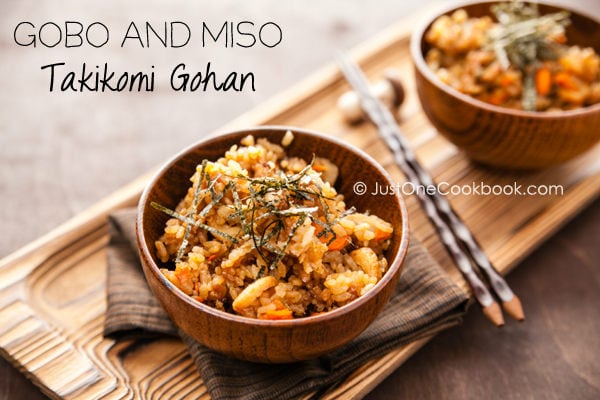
<box><xmin>499</xmin><ymin>73</ymin><xmax>515</xmax><ymax>87</ymax></box>
<box><xmin>326</xmin><ymin>234</ymin><xmax>349</xmax><ymax>251</ymax></box>
<box><xmin>373</xmin><ymin>229</ymin><xmax>392</xmax><ymax>241</ymax></box>
<box><xmin>174</xmin><ymin>267</ymin><xmax>194</xmax><ymax>294</ymax></box>
<box><xmin>312</xmin><ymin>164</ymin><xmax>327</xmax><ymax>172</ymax></box>
<box><xmin>554</xmin><ymin>72</ymin><xmax>577</xmax><ymax>90</ymax></box>
<box><xmin>313</xmin><ymin>220</ymin><xmax>349</xmax><ymax>251</ymax></box>
<box><xmin>488</xmin><ymin>90</ymin><xmax>509</xmax><ymax>106</ymax></box>
<box><xmin>313</xmin><ymin>221</ymin><xmax>325</xmax><ymax>237</ymax></box>
<box><xmin>536</xmin><ymin>67</ymin><xmax>552</xmax><ymax>96</ymax></box>
<box><xmin>552</xmin><ymin>33</ymin><xmax>567</xmax><ymax>44</ymax></box>
<box><xmin>208</xmin><ymin>254</ymin><xmax>218</xmax><ymax>262</ymax></box>
<box><xmin>260</xmin><ymin>309</ymin><xmax>294</xmax><ymax>320</ymax></box>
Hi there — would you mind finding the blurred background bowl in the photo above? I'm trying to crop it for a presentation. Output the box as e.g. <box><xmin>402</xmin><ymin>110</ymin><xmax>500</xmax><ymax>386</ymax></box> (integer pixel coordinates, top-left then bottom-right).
<box><xmin>136</xmin><ymin>126</ymin><xmax>409</xmax><ymax>363</ymax></box>
<box><xmin>411</xmin><ymin>0</ymin><xmax>600</xmax><ymax>169</ymax></box>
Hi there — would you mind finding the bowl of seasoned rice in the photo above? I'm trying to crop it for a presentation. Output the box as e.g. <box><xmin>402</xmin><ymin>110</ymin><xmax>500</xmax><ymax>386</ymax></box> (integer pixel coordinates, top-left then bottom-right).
<box><xmin>411</xmin><ymin>0</ymin><xmax>600</xmax><ymax>168</ymax></box>
<box><xmin>137</xmin><ymin>127</ymin><xmax>409</xmax><ymax>363</ymax></box>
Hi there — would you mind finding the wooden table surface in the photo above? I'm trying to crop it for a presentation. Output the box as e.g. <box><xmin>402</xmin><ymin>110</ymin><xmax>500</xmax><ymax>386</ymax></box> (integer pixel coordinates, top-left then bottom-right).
<box><xmin>1</xmin><ymin>0</ymin><xmax>599</xmax><ymax>399</ymax></box>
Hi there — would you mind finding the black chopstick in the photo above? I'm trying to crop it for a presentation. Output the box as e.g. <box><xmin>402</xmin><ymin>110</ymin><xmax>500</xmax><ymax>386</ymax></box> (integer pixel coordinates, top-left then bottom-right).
<box><xmin>337</xmin><ymin>53</ymin><xmax>524</xmax><ymax>325</ymax></box>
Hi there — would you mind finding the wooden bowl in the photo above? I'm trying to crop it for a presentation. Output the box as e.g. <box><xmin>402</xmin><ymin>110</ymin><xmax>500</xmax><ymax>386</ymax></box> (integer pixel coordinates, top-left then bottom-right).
<box><xmin>136</xmin><ymin>126</ymin><xmax>410</xmax><ymax>363</ymax></box>
<box><xmin>411</xmin><ymin>0</ymin><xmax>600</xmax><ymax>169</ymax></box>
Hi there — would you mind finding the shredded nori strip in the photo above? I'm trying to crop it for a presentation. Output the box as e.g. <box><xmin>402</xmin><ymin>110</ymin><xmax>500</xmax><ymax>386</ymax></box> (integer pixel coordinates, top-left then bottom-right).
<box><xmin>151</xmin><ymin>202</ymin><xmax>239</xmax><ymax>244</ymax></box>
<box><xmin>153</xmin><ymin>152</ymin><xmax>344</xmax><ymax>270</ymax></box>
<box><xmin>175</xmin><ymin>160</ymin><xmax>207</xmax><ymax>263</ymax></box>
<box><xmin>489</xmin><ymin>1</ymin><xmax>571</xmax><ymax>111</ymax></box>
<box><xmin>268</xmin><ymin>213</ymin><xmax>308</xmax><ymax>271</ymax></box>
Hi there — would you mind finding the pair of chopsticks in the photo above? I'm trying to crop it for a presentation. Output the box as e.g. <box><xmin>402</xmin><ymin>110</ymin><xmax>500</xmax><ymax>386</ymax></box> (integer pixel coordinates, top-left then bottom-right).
<box><xmin>337</xmin><ymin>54</ymin><xmax>524</xmax><ymax>326</ymax></box>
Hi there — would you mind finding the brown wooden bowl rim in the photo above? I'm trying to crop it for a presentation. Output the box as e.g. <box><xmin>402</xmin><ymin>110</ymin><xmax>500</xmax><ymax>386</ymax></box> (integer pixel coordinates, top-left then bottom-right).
<box><xmin>410</xmin><ymin>0</ymin><xmax>600</xmax><ymax>120</ymax></box>
<box><xmin>137</xmin><ymin>126</ymin><xmax>410</xmax><ymax>328</ymax></box>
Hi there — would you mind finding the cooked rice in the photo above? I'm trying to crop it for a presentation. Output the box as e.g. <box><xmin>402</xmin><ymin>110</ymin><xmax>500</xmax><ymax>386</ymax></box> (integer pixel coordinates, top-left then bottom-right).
<box><xmin>425</xmin><ymin>9</ymin><xmax>600</xmax><ymax>111</ymax></box>
<box><xmin>155</xmin><ymin>134</ymin><xmax>394</xmax><ymax>320</ymax></box>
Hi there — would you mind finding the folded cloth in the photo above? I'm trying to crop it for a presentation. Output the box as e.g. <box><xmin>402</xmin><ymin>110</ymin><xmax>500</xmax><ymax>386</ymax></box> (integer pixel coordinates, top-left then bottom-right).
<box><xmin>104</xmin><ymin>208</ymin><xmax>469</xmax><ymax>400</ymax></box>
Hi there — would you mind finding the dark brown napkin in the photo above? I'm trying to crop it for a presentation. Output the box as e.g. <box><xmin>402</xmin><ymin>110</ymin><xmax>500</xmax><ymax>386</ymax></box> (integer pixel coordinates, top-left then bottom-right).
<box><xmin>103</xmin><ymin>208</ymin><xmax>469</xmax><ymax>400</ymax></box>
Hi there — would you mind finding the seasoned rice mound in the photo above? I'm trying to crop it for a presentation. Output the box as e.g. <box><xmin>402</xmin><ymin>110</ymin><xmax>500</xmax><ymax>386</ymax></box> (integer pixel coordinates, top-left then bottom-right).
<box><xmin>425</xmin><ymin>8</ymin><xmax>600</xmax><ymax>111</ymax></box>
<box><xmin>155</xmin><ymin>134</ymin><xmax>394</xmax><ymax>320</ymax></box>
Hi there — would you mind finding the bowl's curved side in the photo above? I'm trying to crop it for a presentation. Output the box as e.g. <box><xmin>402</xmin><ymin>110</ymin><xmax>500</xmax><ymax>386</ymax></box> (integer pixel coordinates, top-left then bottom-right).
<box><xmin>137</xmin><ymin>126</ymin><xmax>409</xmax><ymax>363</ymax></box>
<box><xmin>411</xmin><ymin>1</ymin><xmax>600</xmax><ymax>169</ymax></box>
<box><xmin>138</xmin><ymin>252</ymin><xmax>406</xmax><ymax>362</ymax></box>
<box><xmin>414</xmin><ymin>64</ymin><xmax>600</xmax><ymax>168</ymax></box>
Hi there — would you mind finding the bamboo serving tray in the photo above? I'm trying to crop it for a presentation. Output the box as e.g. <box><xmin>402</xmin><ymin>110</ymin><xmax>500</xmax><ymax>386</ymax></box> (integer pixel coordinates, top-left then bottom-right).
<box><xmin>1</xmin><ymin>15</ymin><xmax>599</xmax><ymax>400</ymax></box>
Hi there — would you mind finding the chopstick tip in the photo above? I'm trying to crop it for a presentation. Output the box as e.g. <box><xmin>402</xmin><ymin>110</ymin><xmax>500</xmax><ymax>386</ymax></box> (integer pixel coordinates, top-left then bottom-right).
<box><xmin>502</xmin><ymin>295</ymin><xmax>525</xmax><ymax>321</ymax></box>
<box><xmin>482</xmin><ymin>302</ymin><xmax>505</xmax><ymax>327</ymax></box>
